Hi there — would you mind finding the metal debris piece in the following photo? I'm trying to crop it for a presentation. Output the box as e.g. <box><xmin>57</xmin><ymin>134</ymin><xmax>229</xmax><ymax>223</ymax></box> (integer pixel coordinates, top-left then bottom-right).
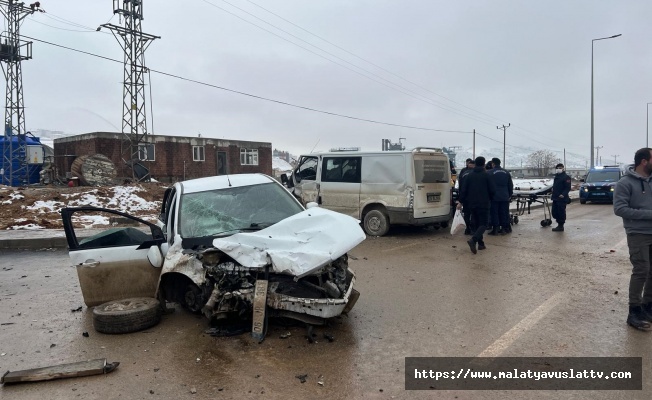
<box><xmin>71</xmin><ymin>306</ymin><xmax>82</xmax><ymax>313</ymax></box>
<box><xmin>295</xmin><ymin>374</ymin><xmax>308</xmax><ymax>383</ymax></box>
<box><xmin>323</xmin><ymin>333</ymin><xmax>335</xmax><ymax>342</ymax></box>
<box><xmin>82</xmin><ymin>332</ymin><xmax>89</xmax><ymax>338</ymax></box>
<box><xmin>251</xmin><ymin>279</ymin><xmax>269</xmax><ymax>343</ymax></box>
<box><xmin>1</xmin><ymin>358</ymin><xmax>119</xmax><ymax>384</ymax></box>
<box><xmin>280</xmin><ymin>332</ymin><xmax>291</xmax><ymax>339</ymax></box>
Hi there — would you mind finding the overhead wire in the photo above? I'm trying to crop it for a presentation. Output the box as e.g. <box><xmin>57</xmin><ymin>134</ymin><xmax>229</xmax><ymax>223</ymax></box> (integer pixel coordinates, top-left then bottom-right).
<box><xmin>21</xmin><ymin>35</ymin><xmax>473</xmax><ymax>134</ymax></box>
<box><xmin>214</xmin><ymin>0</ymin><xmax>585</xmax><ymax>152</ymax></box>
<box><xmin>26</xmin><ymin>6</ymin><xmax>585</xmax><ymax>155</ymax></box>
<box><xmin>27</xmin><ymin>17</ymin><xmax>99</xmax><ymax>33</ymax></box>
<box><xmin>199</xmin><ymin>0</ymin><xmax>512</xmax><ymax>130</ymax></box>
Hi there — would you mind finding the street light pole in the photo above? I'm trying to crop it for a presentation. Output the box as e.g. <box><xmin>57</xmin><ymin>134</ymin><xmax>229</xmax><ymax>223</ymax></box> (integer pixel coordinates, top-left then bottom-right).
<box><xmin>591</xmin><ymin>34</ymin><xmax>621</xmax><ymax>169</ymax></box>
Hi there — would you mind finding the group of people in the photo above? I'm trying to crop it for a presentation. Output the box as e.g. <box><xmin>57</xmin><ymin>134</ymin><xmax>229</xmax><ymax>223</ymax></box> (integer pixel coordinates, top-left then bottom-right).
<box><xmin>450</xmin><ymin>148</ymin><xmax>652</xmax><ymax>332</ymax></box>
<box><xmin>456</xmin><ymin>156</ymin><xmax>572</xmax><ymax>254</ymax></box>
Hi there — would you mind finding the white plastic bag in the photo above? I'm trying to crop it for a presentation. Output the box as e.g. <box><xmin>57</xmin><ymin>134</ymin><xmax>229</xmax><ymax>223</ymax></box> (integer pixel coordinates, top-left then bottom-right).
<box><xmin>450</xmin><ymin>209</ymin><xmax>466</xmax><ymax>235</ymax></box>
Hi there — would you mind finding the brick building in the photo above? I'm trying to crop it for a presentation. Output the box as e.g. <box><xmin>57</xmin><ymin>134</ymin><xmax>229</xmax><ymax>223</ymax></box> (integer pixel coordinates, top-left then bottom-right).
<box><xmin>54</xmin><ymin>132</ymin><xmax>272</xmax><ymax>183</ymax></box>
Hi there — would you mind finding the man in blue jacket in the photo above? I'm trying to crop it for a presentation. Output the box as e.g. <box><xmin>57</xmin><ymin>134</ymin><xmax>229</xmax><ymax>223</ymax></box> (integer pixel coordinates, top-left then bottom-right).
<box><xmin>551</xmin><ymin>163</ymin><xmax>571</xmax><ymax>232</ymax></box>
<box><xmin>489</xmin><ymin>158</ymin><xmax>514</xmax><ymax>235</ymax></box>
<box><xmin>614</xmin><ymin>148</ymin><xmax>652</xmax><ymax>331</ymax></box>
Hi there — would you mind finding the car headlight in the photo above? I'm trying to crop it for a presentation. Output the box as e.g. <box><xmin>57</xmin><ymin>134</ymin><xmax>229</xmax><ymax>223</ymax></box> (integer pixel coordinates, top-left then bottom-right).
<box><xmin>583</xmin><ymin>188</ymin><xmax>588</xmax><ymax>192</ymax></box>
<box><xmin>610</xmin><ymin>187</ymin><xmax>614</xmax><ymax>192</ymax></box>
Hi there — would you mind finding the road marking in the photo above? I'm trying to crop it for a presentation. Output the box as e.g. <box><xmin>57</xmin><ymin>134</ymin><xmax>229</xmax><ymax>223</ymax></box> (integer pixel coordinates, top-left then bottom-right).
<box><xmin>477</xmin><ymin>292</ymin><xmax>565</xmax><ymax>358</ymax></box>
<box><xmin>381</xmin><ymin>241</ymin><xmax>425</xmax><ymax>253</ymax></box>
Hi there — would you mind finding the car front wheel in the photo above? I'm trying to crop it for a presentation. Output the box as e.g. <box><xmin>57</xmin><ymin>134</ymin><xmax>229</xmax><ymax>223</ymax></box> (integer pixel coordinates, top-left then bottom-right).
<box><xmin>363</xmin><ymin>209</ymin><xmax>389</xmax><ymax>236</ymax></box>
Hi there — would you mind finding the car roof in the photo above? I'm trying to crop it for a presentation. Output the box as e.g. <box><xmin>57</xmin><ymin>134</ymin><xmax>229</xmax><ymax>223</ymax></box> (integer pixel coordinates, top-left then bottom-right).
<box><xmin>179</xmin><ymin>173</ymin><xmax>276</xmax><ymax>194</ymax></box>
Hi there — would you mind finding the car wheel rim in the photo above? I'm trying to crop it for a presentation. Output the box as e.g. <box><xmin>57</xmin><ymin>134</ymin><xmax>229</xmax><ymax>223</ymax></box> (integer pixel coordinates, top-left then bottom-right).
<box><xmin>368</xmin><ymin>217</ymin><xmax>381</xmax><ymax>231</ymax></box>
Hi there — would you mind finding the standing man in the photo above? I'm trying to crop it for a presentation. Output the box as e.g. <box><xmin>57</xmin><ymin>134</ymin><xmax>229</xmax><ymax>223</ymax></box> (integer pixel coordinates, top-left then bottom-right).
<box><xmin>489</xmin><ymin>158</ymin><xmax>514</xmax><ymax>234</ymax></box>
<box><xmin>614</xmin><ymin>148</ymin><xmax>652</xmax><ymax>331</ymax></box>
<box><xmin>551</xmin><ymin>163</ymin><xmax>571</xmax><ymax>232</ymax></box>
<box><xmin>459</xmin><ymin>156</ymin><xmax>496</xmax><ymax>254</ymax></box>
<box><xmin>458</xmin><ymin>158</ymin><xmax>475</xmax><ymax>235</ymax></box>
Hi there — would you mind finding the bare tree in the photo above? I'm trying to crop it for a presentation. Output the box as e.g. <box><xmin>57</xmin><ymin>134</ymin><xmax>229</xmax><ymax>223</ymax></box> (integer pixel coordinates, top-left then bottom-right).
<box><xmin>527</xmin><ymin>150</ymin><xmax>560</xmax><ymax>177</ymax></box>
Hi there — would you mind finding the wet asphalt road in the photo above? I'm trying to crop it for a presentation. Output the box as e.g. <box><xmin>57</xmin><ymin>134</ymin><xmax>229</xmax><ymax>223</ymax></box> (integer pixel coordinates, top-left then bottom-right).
<box><xmin>0</xmin><ymin>202</ymin><xmax>650</xmax><ymax>399</ymax></box>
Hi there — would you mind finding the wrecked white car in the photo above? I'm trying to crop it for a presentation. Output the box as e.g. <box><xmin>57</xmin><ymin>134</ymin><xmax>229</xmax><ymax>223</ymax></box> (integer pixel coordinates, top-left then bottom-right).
<box><xmin>61</xmin><ymin>174</ymin><xmax>364</xmax><ymax>338</ymax></box>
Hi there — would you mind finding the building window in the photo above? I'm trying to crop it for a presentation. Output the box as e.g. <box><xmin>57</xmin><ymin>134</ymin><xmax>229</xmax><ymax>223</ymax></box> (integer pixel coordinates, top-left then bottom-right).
<box><xmin>193</xmin><ymin>146</ymin><xmax>205</xmax><ymax>161</ymax></box>
<box><xmin>138</xmin><ymin>143</ymin><xmax>155</xmax><ymax>161</ymax></box>
<box><xmin>240</xmin><ymin>148</ymin><xmax>258</xmax><ymax>165</ymax></box>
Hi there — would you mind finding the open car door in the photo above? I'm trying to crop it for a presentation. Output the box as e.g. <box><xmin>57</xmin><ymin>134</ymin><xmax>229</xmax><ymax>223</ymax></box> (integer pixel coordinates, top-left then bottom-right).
<box><xmin>61</xmin><ymin>207</ymin><xmax>166</xmax><ymax>307</ymax></box>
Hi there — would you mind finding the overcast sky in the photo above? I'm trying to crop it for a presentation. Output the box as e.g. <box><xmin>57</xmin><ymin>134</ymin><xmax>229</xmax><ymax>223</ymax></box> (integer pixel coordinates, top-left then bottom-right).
<box><xmin>15</xmin><ymin>0</ymin><xmax>652</xmax><ymax>166</ymax></box>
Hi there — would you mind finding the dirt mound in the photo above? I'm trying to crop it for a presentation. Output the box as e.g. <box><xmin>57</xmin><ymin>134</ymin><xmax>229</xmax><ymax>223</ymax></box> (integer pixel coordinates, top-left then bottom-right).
<box><xmin>0</xmin><ymin>183</ymin><xmax>168</xmax><ymax>230</ymax></box>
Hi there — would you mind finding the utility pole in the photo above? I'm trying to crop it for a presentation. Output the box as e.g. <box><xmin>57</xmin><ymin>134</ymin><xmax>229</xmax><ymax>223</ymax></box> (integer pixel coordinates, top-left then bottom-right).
<box><xmin>611</xmin><ymin>154</ymin><xmax>619</xmax><ymax>164</ymax></box>
<box><xmin>472</xmin><ymin>129</ymin><xmax>475</xmax><ymax>159</ymax></box>
<box><xmin>594</xmin><ymin>146</ymin><xmax>603</xmax><ymax>166</ymax></box>
<box><xmin>100</xmin><ymin>0</ymin><xmax>159</xmax><ymax>180</ymax></box>
<box><xmin>496</xmin><ymin>123</ymin><xmax>510</xmax><ymax>166</ymax></box>
<box><xmin>563</xmin><ymin>148</ymin><xmax>566</xmax><ymax>167</ymax></box>
<box><xmin>0</xmin><ymin>0</ymin><xmax>41</xmax><ymax>186</ymax></box>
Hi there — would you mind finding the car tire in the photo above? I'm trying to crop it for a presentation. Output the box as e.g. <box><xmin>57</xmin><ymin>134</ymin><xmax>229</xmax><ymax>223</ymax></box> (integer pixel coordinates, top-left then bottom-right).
<box><xmin>363</xmin><ymin>209</ymin><xmax>389</xmax><ymax>237</ymax></box>
<box><xmin>92</xmin><ymin>297</ymin><xmax>162</xmax><ymax>334</ymax></box>
<box><xmin>580</xmin><ymin>199</ymin><xmax>586</xmax><ymax>204</ymax></box>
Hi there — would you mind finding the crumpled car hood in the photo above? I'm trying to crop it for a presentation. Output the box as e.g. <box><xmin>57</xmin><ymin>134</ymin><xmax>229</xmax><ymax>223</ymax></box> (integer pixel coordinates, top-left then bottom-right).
<box><xmin>212</xmin><ymin>207</ymin><xmax>365</xmax><ymax>277</ymax></box>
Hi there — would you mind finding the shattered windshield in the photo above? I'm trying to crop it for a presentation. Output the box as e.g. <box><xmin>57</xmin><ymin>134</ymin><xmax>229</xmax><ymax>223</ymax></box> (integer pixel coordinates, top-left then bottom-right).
<box><xmin>179</xmin><ymin>182</ymin><xmax>304</xmax><ymax>238</ymax></box>
<box><xmin>586</xmin><ymin>170</ymin><xmax>620</xmax><ymax>183</ymax></box>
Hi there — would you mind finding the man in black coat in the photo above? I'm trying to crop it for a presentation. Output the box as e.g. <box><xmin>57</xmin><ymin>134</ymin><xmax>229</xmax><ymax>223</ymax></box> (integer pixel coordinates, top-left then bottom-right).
<box><xmin>458</xmin><ymin>156</ymin><xmax>496</xmax><ymax>254</ymax></box>
<box><xmin>551</xmin><ymin>163</ymin><xmax>572</xmax><ymax>232</ymax></box>
<box><xmin>489</xmin><ymin>158</ymin><xmax>514</xmax><ymax>234</ymax></box>
<box><xmin>457</xmin><ymin>158</ymin><xmax>475</xmax><ymax>235</ymax></box>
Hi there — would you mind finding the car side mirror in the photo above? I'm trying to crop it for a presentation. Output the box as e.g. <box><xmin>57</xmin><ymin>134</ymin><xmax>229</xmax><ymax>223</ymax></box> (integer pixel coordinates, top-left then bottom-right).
<box><xmin>280</xmin><ymin>174</ymin><xmax>288</xmax><ymax>185</ymax></box>
<box><xmin>147</xmin><ymin>245</ymin><xmax>164</xmax><ymax>268</ymax></box>
<box><xmin>306</xmin><ymin>202</ymin><xmax>319</xmax><ymax>209</ymax></box>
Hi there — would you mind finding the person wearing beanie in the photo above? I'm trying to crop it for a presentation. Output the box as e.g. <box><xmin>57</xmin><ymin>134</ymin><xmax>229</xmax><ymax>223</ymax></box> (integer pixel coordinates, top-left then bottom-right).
<box><xmin>551</xmin><ymin>163</ymin><xmax>571</xmax><ymax>232</ymax></box>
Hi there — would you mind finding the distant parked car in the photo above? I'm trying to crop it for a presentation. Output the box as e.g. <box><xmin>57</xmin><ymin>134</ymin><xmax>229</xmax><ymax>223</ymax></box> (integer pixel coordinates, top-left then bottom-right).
<box><xmin>61</xmin><ymin>174</ymin><xmax>364</xmax><ymax>338</ymax></box>
<box><xmin>579</xmin><ymin>165</ymin><xmax>623</xmax><ymax>204</ymax></box>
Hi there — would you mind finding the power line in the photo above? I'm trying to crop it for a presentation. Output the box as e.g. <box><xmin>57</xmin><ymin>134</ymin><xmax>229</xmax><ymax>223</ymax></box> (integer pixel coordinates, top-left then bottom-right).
<box><xmin>237</xmin><ymin>0</ymin><xmax>586</xmax><ymax>152</ymax></box>
<box><xmin>29</xmin><ymin>6</ymin><xmax>586</xmax><ymax>154</ymax></box>
<box><xmin>199</xmin><ymin>0</ymin><xmax>510</xmax><ymax>130</ymax></box>
<box><xmin>22</xmin><ymin>35</ymin><xmax>473</xmax><ymax>134</ymax></box>
<box><xmin>27</xmin><ymin>17</ymin><xmax>99</xmax><ymax>33</ymax></box>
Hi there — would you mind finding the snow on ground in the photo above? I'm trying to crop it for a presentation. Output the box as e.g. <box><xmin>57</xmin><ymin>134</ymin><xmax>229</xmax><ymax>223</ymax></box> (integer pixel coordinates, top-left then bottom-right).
<box><xmin>513</xmin><ymin>178</ymin><xmax>553</xmax><ymax>191</ymax></box>
<box><xmin>1</xmin><ymin>191</ymin><xmax>25</xmax><ymax>205</ymax></box>
<box><xmin>6</xmin><ymin>185</ymin><xmax>161</xmax><ymax>230</ymax></box>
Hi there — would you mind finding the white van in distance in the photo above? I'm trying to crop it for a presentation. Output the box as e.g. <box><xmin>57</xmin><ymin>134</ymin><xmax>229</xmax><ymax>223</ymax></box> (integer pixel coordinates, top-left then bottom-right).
<box><xmin>281</xmin><ymin>147</ymin><xmax>453</xmax><ymax>236</ymax></box>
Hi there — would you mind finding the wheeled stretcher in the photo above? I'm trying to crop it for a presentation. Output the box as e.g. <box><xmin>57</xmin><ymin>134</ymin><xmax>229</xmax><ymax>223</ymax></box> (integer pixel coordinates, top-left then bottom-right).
<box><xmin>510</xmin><ymin>185</ymin><xmax>553</xmax><ymax>227</ymax></box>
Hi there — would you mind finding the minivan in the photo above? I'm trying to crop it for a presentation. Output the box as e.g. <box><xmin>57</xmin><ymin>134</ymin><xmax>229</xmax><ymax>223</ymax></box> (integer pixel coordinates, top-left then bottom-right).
<box><xmin>281</xmin><ymin>147</ymin><xmax>453</xmax><ymax>236</ymax></box>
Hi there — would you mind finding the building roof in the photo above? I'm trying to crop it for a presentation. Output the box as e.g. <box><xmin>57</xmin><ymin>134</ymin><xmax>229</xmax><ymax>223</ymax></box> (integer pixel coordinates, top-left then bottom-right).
<box><xmin>53</xmin><ymin>131</ymin><xmax>271</xmax><ymax>148</ymax></box>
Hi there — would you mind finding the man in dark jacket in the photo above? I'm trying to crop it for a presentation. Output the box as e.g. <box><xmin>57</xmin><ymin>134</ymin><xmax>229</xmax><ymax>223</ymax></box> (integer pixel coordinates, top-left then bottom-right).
<box><xmin>614</xmin><ymin>148</ymin><xmax>652</xmax><ymax>331</ymax></box>
<box><xmin>489</xmin><ymin>158</ymin><xmax>514</xmax><ymax>234</ymax></box>
<box><xmin>458</xmin><ymin>156</ymin><xmax>496</xmax><ymax>254</ymax></box>
<box><xmin>551</xmin><ymin>163</ymin><xmax>571</xmax><ymax>232</ymax></box>
<box><xmin>458</xmin><ymin>158</ymin><xmax>475</xmax><ymax>235</ymax></box>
